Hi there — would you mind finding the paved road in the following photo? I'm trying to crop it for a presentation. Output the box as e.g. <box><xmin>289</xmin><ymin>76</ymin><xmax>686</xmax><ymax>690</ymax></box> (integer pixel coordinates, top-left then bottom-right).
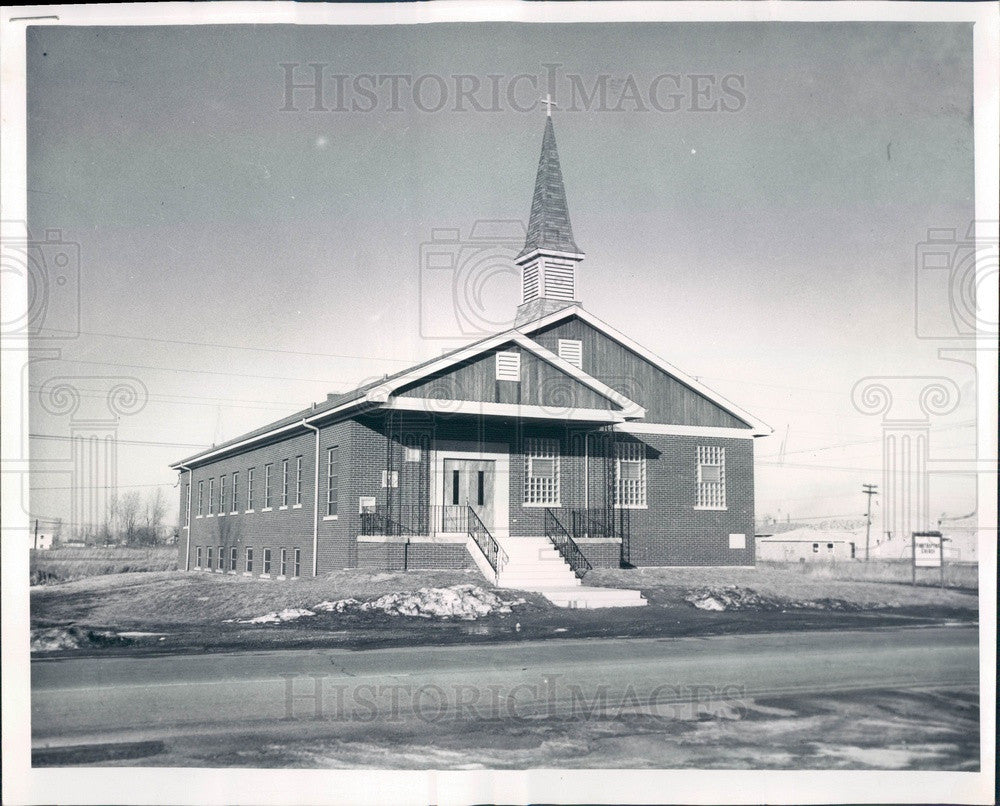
<box><xmin>32</xmin><ymin>626</ymin><xmax>977</xmax><ymax>749</ymax></box>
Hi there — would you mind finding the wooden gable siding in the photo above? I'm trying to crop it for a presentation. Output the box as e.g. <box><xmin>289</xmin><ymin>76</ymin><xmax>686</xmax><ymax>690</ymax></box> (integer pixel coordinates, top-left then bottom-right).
<box><xmin>530</xmin><ymin>318</ymin><xmax>750</xmax><ymax>428</ymax></box>
<box><xmin>394</xmin><ymin>343</ymin><xmax>617</xmax><ymax>410</ymax></box>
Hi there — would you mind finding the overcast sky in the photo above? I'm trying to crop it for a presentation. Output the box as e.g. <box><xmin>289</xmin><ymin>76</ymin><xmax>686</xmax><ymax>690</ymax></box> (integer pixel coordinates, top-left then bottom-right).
<box><xmin>25</xmin><ymin>21</ymin><xmax>977</xmax><ymax>530</ymax></box>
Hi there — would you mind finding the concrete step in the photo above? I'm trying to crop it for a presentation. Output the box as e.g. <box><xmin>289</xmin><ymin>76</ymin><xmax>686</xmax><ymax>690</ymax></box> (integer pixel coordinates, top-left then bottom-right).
<box><xmin>501</xmin><ymin>575</ymin><xmax>581</xmax><ymax>587</ymax></box>
<box><xmin>534</xmin><ymin>586</ymin><xmax>648</xmax><ymax>609</ymax></box>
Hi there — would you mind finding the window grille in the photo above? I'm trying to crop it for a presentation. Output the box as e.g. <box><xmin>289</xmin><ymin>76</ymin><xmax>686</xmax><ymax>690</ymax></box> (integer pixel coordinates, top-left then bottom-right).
<box><xmin>615</xmin><ymin>441</ymin><xmax>647</xmax><ymax>508</ymax></box>
<box><xmin>524</xmin><ymin>437</ymin><xmax>560</xmax><ymax>505</ymax></box>
<box><xmin>495</xmin><ymin>351</ymin><xmax>521</xmax><ymax>381</ymax></box>
<box><xmin>557</xmin><ymin>339</ymin><xmax>583</xmax><ymax>368</ymax></box>
<box><xmin>696</xmin><ymin>445</ymin><xmax>726</xmax><ymax>509</ymax></box>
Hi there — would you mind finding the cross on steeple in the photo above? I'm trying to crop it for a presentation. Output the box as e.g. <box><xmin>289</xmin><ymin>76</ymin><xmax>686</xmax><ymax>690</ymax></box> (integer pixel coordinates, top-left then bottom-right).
<box><xmin>541</xmin><ymin>93</ymin><xmax>557</xmax><ymax>117</ymax></box>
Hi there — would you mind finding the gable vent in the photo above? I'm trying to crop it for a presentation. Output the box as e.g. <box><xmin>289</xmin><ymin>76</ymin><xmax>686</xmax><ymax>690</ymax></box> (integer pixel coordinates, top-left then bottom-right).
<box><xmin>495</xmin><ymin>351</ymin><xmax>521</xmax><ymax>381</ymax></box>
<box><xmin>557</xmin><ymin>339</ymin><xmax>583</xmax><ymax>369</ymax></box>
<box><xmin>523</xmin><ymin>264</ymin><xmax>539</xmax><ymax>303</ymax></box>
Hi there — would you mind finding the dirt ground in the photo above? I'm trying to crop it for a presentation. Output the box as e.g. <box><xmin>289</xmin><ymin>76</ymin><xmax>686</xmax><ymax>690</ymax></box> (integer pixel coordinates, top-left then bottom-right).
<box><xmin>30</xmin><ymin>566</ymin><xmax>978</xmax><ymax>657</ymax></box>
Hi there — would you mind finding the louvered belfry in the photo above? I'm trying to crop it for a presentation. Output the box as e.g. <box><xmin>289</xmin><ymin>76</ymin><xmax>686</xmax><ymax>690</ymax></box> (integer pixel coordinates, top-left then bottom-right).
<box><xmin>514</xmin><ymin>115</ymin><xmax>586</xmax><ymax>327</ymax></box>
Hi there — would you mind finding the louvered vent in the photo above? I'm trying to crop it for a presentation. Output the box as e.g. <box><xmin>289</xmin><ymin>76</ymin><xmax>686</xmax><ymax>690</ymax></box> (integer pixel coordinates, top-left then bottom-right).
<box><xmin>523</xmin><ymin>264</ymin><xmax>539</xmax><ymax>303</ymax></box>
<box><xmin>557</xmin><ymin>339</ymin><xmax>583</xmax><ymax>368</ymax></box>
<box><xmin>543</xmin><ymin>262</ymin><xmax>575</xmax><ymax>300</ymax></box>
<box><xmin>495</xmin><ymin>351</ymin><xmax>521</xmax><ymax>381</ymax></box>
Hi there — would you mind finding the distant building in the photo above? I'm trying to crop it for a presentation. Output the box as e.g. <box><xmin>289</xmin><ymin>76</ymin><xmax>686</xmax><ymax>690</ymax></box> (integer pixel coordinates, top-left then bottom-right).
<box><xmin>756</xmin><ymin>529</ymin><xmax>857</xmax><ymax>562</ymax></box>
<box><xmin>31</xmin><ymin>532</ymin><xmax>54</xmax><ymax>551</ymax></box>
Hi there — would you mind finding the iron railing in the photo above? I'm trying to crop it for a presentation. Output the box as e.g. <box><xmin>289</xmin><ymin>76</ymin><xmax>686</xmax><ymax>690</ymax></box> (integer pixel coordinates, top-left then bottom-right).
<box><xmin>360</xmin><ymin>504</ymin><xmax>468</xmax><ymax>536</ymax></box>
<box><xmin>467</xmin><ymin>506</ymin><xmax>507</xmax><ymax>576</ymax></box>
<box><xmin>545</xmin><ymin>508</ymin><xmax>592</xmax><ymax>578</ymax></box>
<box><xmin>569</xmin><ymin>507</ymin><xmax>629</xmax><ymax>540</ymax></box>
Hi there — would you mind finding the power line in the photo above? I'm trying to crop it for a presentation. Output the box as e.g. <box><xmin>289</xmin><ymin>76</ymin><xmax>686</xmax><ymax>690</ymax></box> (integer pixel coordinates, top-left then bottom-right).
<box><xmin>30</xmin><ymin>482</ymin><xmax>175</xmax><ymax>492</ymax></box>
<box><xmin>35</xmin><ymin>326</ymin><xmax>418</xmax><ymax>364</ymax></box>
<box><xmin>29</xmin><ymin>433</ymin><xmax>209</xmax><ymax>449</ymax></box>
<box><xmin>29</xmin><ymin>385</ymin><xmax>295</xmax><ymax>413</ymax></box>
<box><xmin>46</xmin><ymin>356</ymin><xmax>354</xmax><ymax>385</ymax></box>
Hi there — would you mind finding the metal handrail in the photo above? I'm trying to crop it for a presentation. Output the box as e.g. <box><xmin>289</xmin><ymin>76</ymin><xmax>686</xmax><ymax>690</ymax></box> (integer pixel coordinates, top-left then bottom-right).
<box><xmin>467</xmin><ymin>506</ymin><xmax>508</xmax><ymax>576</ymax></box>
<box><xmin>545</xmin><ymin>508</ymin><xmax>592</xmax><ymax>578</ymax></box>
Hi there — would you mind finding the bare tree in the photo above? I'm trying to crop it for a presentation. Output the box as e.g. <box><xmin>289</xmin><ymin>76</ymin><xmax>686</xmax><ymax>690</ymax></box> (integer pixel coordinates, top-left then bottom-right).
<box><xmin>143</xmin><ymin>487</ymin><xmax>168</xmax><ymax>544</ymax></box>
<box><xmin>118</xmin><ymin>490</ymin><xmax>142</xmax><ymax>546</ymax></box>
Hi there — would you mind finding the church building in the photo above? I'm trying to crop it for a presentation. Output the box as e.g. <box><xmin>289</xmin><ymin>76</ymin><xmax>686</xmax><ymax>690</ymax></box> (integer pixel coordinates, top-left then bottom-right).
<box><xmin>171</xmin><ymin>113</ymin><xmax>770</xmax><ymax>603</ymax></box>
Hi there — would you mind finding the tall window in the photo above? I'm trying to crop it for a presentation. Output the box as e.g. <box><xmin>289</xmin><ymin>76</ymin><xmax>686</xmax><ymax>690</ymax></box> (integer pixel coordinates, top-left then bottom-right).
<box><xmin>615</xmin><ymin>441</ymin><xmax>647</xmax><ymax>508</ymax></box>
<box><xmin>326</xmin><ymin>447</ymin><xmax>339</xmax><ymax>516</ymax></box>
<box><xmin>220</xmin><ymin>476</ymin><xmax>227</xmax><ymax>515</ymax></box>
<box><xmin>281</xmin><ymin>459</ymin><xmax>289</xmax><ymax>507</ymax></box>
<box><xmin>185</xmin><ymin>483</ymin><xmax>191</xmax><ymax>525</ymax></box>
<box><xmin>280</xmin><ymin>548</ymin><xmax>288</xmax><ymax>577</ymax></box>
<box><xmin>523</xmin><ymin>437</ymin><xmax>560</xmax><ymax>506</ymax></box>
<box><xmin>208</xmin><ymin>479</ymin><xmax>215</xmax><ymax>515</ymax></box>
<box><xmin>218</xmin><ymin>545</ymin><xmax>224</xmax><ymax>570</ymax></box>
<box><xmin>247</xmin><ymin>467</ymin><xmax>254</xmax><ymax>511</ymax></box>
<box><xmin>263</xmin><ymin>548</ymin><xmax>272</xmax><ymax>575</ymax></box>
<box><xmin>696</xmin><ymin>445</ymin><xmax>726</xmax><ymax>509</ymax></box>
<box><xmin>245</xmin><ymin>547</ymin><xmax>254</xmax><ymax>573</ymax></box>
<box><xmin>263</xmin><ymin>463</ymin><xmax>273</xmax><ymax>508</ymax></box>
<box><xmin>231</xmin><ymin>472</ymin><xmax>239</xmax><ymax>513</ymax></box>
<box><xmin>230</xmin><ymin>546</ymin><xmax>237</xmax><ymax>572</ymax></box>
<box><xmin>293</xmin><ymin>548</ymin><xmax>301</xmax><ymax>578</ymax></box>
<box><xmin>206</xmin><ymin>546</ymin><xmax>213</xmax><ymax>569</ymax></box>
<box><xmin>197</xmin><ymin>481</ymin><xmax>204</xmax><ymax>516</ymax></box>
<box><xmin>196</xmin><ymin>546</ymin><xmax>203</xmax><ymax>568</ymax></box>
<box><xmin>294</xmin><ymin>456</ymin><xmax>303</xmax><ymax>505</ymax></box>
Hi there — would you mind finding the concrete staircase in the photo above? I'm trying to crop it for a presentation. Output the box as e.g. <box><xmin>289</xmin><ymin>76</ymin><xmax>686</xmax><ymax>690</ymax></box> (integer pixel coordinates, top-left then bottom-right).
<box><xmin>496</xmin><ymin>536</ymin><xmax>646</xmax><ymax>609</ymax></box>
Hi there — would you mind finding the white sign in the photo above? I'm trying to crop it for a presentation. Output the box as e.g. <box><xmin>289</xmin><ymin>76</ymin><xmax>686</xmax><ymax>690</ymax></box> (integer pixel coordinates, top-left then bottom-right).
<box><xmin>358</xmin><ymin>496</ymin><xmax>376</xmax><ymax>514</ymax></box>
<box><xmin>914</xmin><ymin>535</ymin><xmax>942</xmax><ymax>567</ymax></box>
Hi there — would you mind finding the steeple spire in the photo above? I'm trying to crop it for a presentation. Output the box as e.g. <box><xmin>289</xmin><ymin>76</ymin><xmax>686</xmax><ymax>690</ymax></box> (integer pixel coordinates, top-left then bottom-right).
<box><xmin>514</xmin><ymin>113</ymin><xmax>585</xmax><ymax>326</ymax></box>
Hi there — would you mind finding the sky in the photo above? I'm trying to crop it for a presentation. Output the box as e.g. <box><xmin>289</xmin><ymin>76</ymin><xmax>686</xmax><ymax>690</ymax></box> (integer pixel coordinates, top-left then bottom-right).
<box><xmin>24</xmin><ymin>21</ymin><xmax>979</xmax><ymax>533</ymax></box>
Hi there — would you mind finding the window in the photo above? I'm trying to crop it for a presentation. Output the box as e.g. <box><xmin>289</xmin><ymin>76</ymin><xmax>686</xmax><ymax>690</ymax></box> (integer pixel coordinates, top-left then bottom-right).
<box><xmin>523</xmin><ymin>437</ymin><xmax>560</xmax><ymax>506</ymax></box>
<box><xmin>263</xmin><ymin>463</ymin><xmax>273</xmax><ymax>509</ymax></box>
<box><xmin>206</xmin><ymin>546</ymin><xmax>213</xmax><ymax>569</ymax></box>
<box><xmin>293</xmin><ymin>548</ymin><xmax>301</xmax><ymax>578</ymax></box>
<box><xmin>197</xmin><ymin>481</ymin><xmax>204</xmax><ymax>516</ymax></box>
<box><xmin>404</xmin><ymin>447</ymin><xmax>421</xmax><ymax>462</ymax></box>
<box><xmin>615</xmin><ymin>441</ymin><xmax>647</xmax><ymax>508</ymax></box>
<box><xmin>557</xmin><ymin>339</ymin><xmax>583</xmax><ymax>369</ymax></box>
<box><xmin>294</xmin><ymin>456</ymin><xmax>303</xmax><ymax>505</ymax></box>
<box><xmin>245</xmin><ymin>547</ymin><xmax>254</xmax><ymax>573</ymax></box>
<box><xmin>263</xmin><ymin>548</ymin><xmax>272</xmax><ymax>575</ymax></box>
<box><xmin>185</xmin><ymin>483</ymin><xmax>191</xmax><ymax>526</ymax></box>
<box><xmin>208</xmin><ymin>479</ymin><xmax>215</xmax><ymax>515</ymax></box>
<box><xmin>696</xmin><ymin>445</ymin><xmax>726</xmax><ymax>509</ymax></box>
<box><xmin>477</xmin><ymin>470</ymin><xmax>485</xmax><ymax>506</ymax></box>
<box><xmin>195</xmin><ymin>546</ymin><xmax>203</xmax><ymax>568</ymax></box>
<box><xmin>381</xmin><ymin>469</ymin><xmax>398</xmax><ymax>488</ymax></box>
<box><xmin>495</xmin><ymin>351</ymin><xmax>521</xmax><ymax>381</ymax></box>
<box><xmin>247</xmin><ymin>467</ymin><xmax>254</xmax><ymax>510</ymax></box>
<box><xmin>280</xmin><ymin>548</ymin><xmax>288</xmax><ymax>577</ymax></box>
<box><xmin>231</xmin><ymin>472</ymin><xmax>239</xmax><ymax>513</ymax></box>
<box><xmin>326</xmin><ymin>447</ymin><xmax>339</xmax><ymax>516</ymax></box>
<box><xmin>220</xmin><ymin>476</ymin><xmax>227</xmax><ymax>515</ymax></box>
<box><xmin>812</xmin><ymin>543</ymin><xmax>819</xmax><ymax>553</ymax></box>
<box><xmin>230</xmin><ymin>546</ymin><xmax>237</xmax><ymax>572</ymax></box>
<box><xmin>218</xmin><ymin>546</ymin><xmax>224</xmax><ymax>570</ymax></box>
<box><xmin>281</xmin><ymin>459</ymin><xmax>289</xmax><ymax>507</ymax></box>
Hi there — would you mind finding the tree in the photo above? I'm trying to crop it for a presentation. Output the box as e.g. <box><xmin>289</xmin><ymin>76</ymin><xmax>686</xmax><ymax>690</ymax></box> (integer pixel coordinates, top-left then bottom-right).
<box><xmin>142</xmin><ymin>487</ymin><xmax>168</xmax><ymax>545</ymax></box>
<box><xmin>118</xmin><ymin>490</ymin><xmax>142</xmax><ymax>546</ymax></box>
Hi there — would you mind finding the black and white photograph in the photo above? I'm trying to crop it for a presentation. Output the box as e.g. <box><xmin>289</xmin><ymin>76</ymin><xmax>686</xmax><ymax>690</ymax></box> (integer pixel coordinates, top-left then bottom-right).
<box><xmin>1</xmin><ymin>2</ymin><xmax>996</xmax><ymax>804</ymax></box>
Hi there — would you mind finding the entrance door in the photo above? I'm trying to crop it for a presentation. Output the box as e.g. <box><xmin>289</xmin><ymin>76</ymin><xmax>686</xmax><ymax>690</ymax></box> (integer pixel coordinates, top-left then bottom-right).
<box><xmin>442</xmin><ymin>458</ymin><xmax>496</xmax><ymax>530</ymax></box>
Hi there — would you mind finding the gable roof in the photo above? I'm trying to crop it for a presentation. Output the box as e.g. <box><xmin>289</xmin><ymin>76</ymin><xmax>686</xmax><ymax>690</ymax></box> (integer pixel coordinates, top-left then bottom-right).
<box><xmin>170</xmin><ymin>304</ymin><xmax>767</xmax><ymax>469</ymax></box>
<box><xmin>518</xmin><ymin>305</ymin><xmax>773</xmax><ymax>436</ymax></box>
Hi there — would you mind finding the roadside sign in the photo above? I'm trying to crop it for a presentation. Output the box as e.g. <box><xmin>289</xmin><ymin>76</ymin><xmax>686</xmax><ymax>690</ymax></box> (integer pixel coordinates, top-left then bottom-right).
<box><xmin>914</xmin><ymin>534</ymin><xmax>942</xmax><ymax>567</ymax></box>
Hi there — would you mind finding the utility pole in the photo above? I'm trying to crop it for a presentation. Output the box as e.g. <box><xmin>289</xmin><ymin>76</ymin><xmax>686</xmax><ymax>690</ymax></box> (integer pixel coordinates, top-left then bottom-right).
<box><xmin>34</xmin><ymin>518</ymin><xmax>39</xmax><ymax>550</ymax></box>
<box><xmin>862</xmin><ymin>484</ymin><xmax>878</xmax><ymax>561</ymax></box>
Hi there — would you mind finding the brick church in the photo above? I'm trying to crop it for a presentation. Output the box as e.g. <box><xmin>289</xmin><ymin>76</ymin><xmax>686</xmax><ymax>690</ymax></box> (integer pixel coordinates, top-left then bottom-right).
<box><xmin>172</xmin><ymin>112</ymin><xmax>770</xmax><ymax>602</ymax></box>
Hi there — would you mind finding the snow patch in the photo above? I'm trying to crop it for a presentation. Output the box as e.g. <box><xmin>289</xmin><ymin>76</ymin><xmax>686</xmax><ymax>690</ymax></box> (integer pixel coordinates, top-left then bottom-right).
<box><xmin>233</xmin><ymin>607</ymin><xmax>316</xmax><ymax>624</ymax></box>
<box><xmin>314</xmin><ymin>584</ymin><xmax>526</xmax><ymax>620</ymax></box>
<box><xmin>684</xmin><ymin>585</ymin><xmax>874</xmax><ymax>612</ymax></box>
